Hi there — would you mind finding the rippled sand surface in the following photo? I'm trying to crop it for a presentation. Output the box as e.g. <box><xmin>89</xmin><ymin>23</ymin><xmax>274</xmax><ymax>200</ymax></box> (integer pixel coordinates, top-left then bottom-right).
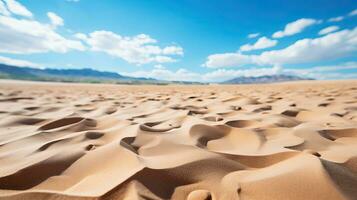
<box><xmin>0</xmin><ymin>80</ymin><xmax>356</xmax><ymax>200</ymax></box>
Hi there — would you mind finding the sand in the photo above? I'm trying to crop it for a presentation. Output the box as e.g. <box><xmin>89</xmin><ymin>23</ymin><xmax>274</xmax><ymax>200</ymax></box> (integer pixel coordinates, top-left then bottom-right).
<box><xmin>0</xmin><ymin>79</ymin><xmax>356</xmax><ymax>200</ymax></box>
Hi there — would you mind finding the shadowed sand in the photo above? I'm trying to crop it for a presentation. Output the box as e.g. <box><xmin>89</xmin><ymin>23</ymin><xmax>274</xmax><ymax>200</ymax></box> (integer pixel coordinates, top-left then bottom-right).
<box><xmin>0</xmin><ymin>80</ymin><xmax>356</xmax><ymax>200</ymax></box>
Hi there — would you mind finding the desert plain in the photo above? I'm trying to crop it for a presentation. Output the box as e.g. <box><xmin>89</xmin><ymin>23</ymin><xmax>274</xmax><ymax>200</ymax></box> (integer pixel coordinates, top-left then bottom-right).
<box><xmin>0</xmin><ymin>80</ymin><xmax>356</xmax><ymax>200</ymax></box>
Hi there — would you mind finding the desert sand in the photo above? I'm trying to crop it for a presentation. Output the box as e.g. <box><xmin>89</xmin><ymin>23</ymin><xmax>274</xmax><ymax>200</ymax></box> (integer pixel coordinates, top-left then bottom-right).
<box><xmin>0</xmin><ymin>79</ymin><xmax>356</xmax><ymax>200</ymax></box>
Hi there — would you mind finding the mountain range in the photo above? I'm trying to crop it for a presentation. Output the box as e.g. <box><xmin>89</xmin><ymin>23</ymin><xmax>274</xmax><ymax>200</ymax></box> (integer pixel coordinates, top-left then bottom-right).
<box><xmin>0</xmin><ymin>64</ymin><xmax>171</xmax><ymax>84</ymax></box>
<box><xmin>0</xmin><ymin>63</ymin><xmax>312</xmax><ymax>84</ymax></box>
<box><xmin>222</xmin><ymin>74</ymin><xmax>313</xmax><ymax>84</ymax></box>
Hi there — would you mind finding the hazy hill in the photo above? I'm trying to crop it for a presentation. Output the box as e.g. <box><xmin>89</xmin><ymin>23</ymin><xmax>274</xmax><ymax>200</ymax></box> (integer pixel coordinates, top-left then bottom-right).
<box><xmin>0</xmin><ymin>64</ymin><xmax>168</xmax><ymax>84</ymax></box>
<box><xmin>0</xmin><ymin>64</ymin><xmax>314</xmax><ymax>85</ymax></box>
<box><xmin>222</xmin><ymin>74</ymin><xmax>313</xmax><ymax>84</ymax></box>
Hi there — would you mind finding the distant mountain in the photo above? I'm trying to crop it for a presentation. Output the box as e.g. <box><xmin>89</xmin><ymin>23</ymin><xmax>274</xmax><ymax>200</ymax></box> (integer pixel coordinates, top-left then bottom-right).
<box><xmin>0</xmin><ymin>64</ymin><xmax>312</xmax><ymax>85</ymax></box>
<box><xmin>222</xmin><ymin>74</ymin><xmax>313</xmax><ymax>84</ymax></box>
<box><xmin>0</xmin><ymin>64</ymin><xmax>202</xmax><ymax>85</ymax></box>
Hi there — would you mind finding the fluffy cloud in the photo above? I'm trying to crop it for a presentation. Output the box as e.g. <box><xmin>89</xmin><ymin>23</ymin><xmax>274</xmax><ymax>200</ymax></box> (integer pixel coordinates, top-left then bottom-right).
<box><xmin>122</xmin><ymin>68</ymin><xmax>201</xmax><ymax>82</ymax></box>
<box><xmin>202</xmin><ymin>66</ymin><xmax>282</xmax><ymax>81</ymax></box>
<box><xmin>328</xmin><ymin>16</ymin><xmax>344</xmax><ymax>22</ymax></box>
<box><xmin>76</xmin><ymin>31</ymin><xmax>183</xmax><ymax>65</ymax></box>
<box><xmin>123</xmin><ymin>62</ymin><xmax>357</xmax><ymax>82</ymax></box>
<box><xmin>326</xmin><ymin>9</ymin><xmax>357</xmax><ymax>22</ymax></box>
<box><xmin>0</xmin><ymin>15</ymin><xmax>85</xmax><ymax>54</ymax></box>
<box><xmin>318</xmin><ymin>26</ymin><xmax>339</xmax><ymax>35</ymax></box>
<box><xmin>0</xmin><ymin>0</ymin><xmax>181</xmax><ymax>65</ymax></box>
<box><xmin>240</xmin><ymin>36</ymin><xmax>277</xmax><ymax>52</ymax></box>
<box><xmin>127</xmin><ymin>67</ymin><xmax>280</xmax><ymax>82</ymax></box>
<box><xmin>288</xmin><ymin>62</ymin><xmax>357</xmax><ymax>74</ymax></box>
<box><xmin>153</xmin><ymin>64</ymin><xmax>165</xmax><ymax>69</ymax></box>
<box><xmin>204</xmin><ymin>53</ymin><xmax>253</xmax><ymax>68</ymax></box>
<box><xmin>3</xmin><ymin>0</ymin><xmax>32</xmax><ymax>18</ymax></box>
<box><xmin>272</xmin><ymin>18</ymin><xmax>320</xmax><ymax>38</ymax></box>
<box><xmin>0</xmin><ymin>55</ymin><xmax>40</xmax><ymax>67</ymax></box>
<box><xmin>205</xmin><ymin>27</ymin><xmax>357</xmax><ymax>68</ymax></box>
<box><xmin>248</xmin><ymin>33</ymin><xmax>260</xmax><ymax>38</ymax></box>
<box><xmin>327</xmin><ymin>9</ymin><xmax>357</xmax><ymax>22</ymax></box>
<box><xmin>0</xmin><ymin>0</ymin><xmax>85</xmax><ymax>54</ymax></box>
<box><xmin>285</xmin><ymin>62</ymin><xmax>357</xmax><ymax>79</ymax></box>
<box><xmin>124</xmin><ymin>66</ymin><xmax>283</xmax><ymax>82</ymax></box>
<box><xmin>349</xmin><ymin>9</ymin><xmax>357</xmax><ymax>16</ymax></box>
<box><xmin>162</xmin><ymin>46</ymin><xmax>183</xmax><ymax>55</ymax></box>
<box><xmin>47</xmin><ymin>12</ymin><xmax>64</xmax><ymax>28</ymax></box>
<box><xmin>259</xmin><ymin>28</ymin><xmax>357</xmax><ymax>65</ymax></box>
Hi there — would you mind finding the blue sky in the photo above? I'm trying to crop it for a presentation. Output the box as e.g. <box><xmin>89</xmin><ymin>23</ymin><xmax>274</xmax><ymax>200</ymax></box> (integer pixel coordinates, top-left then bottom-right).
<box><xmin>0</xmin><ymin>0</ymin><xmax>356</xmax><ymax>82</ymax></box>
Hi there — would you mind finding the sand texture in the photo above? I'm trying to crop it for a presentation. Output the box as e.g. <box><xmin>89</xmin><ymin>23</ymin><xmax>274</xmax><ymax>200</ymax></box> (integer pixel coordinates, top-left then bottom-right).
<box><xmin>0</xmin><ymin>80</ymin><xmax>357</xmax><ymax>200</ymax></box>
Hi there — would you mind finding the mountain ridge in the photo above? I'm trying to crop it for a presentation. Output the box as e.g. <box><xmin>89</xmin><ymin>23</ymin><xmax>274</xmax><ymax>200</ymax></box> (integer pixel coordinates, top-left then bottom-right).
<box><xmin>0</xmin><ymin>64</ymin><xmax>173</xmax><ymax>84</ymax></box>
<box><xmin>222</xmin><ymin>74</ymin><xmax>313</xmax><ymax>84</ymax></box>
<box><xmin>0</xmin><ymin>63</ymin><xmax>313</xmax><ymax>85</ymax></box>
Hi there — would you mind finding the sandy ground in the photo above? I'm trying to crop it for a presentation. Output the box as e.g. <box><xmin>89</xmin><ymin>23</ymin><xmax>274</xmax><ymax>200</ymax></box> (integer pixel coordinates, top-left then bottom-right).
<box><xmin>0</xmin><ymin>79</ymin><xmax>356</xmax><ymax>200</ymax></box>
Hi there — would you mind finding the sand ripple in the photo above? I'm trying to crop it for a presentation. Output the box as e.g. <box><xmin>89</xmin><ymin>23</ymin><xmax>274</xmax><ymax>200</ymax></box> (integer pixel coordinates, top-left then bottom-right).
<box><xmin>0</xmin><ymin>80</ymin><xmax>356</xmax><ymax>200</ymax></box>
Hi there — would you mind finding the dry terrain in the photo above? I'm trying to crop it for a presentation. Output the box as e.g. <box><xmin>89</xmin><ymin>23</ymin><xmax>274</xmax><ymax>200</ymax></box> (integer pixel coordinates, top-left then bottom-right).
<box><xmin>0</xmin><ymin>80</ymin><xmax>357</xmax><ymax>200</ymax></box>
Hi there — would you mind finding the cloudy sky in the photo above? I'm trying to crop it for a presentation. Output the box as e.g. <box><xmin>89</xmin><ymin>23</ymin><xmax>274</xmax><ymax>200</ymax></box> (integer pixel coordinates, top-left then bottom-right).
<box><xmin>0</xmin><ymin>0</ymin><xmax>356</xmax><ymax>82</ymax></box>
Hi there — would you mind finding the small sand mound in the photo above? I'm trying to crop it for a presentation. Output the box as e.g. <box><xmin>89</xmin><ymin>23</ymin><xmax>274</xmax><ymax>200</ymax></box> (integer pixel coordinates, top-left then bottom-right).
<box><xmin>225</xmin><ymin>120</ymin><xmax>259</xmax><ymax>128</ymax></box>
<box><xmin>281</xmin><ymin>109</ymin><xmax>300</xmax><ymax>117</ymax></box>
<box><xmin>85</xmin><ymin>131</ymin><xmax>105</xmax><ymax>139</ymax></box>
<box><xmin>189</xmin><ymin>124</ymin><xmax>230</xmax><ymax>147</ymax></box>
<box><xmin>38</xmin><ymin>117</ymin><xmax>85</xmax><ymax>130</ymax></box>
<box><xmin>319</xmin><ymin>128</ymin><xmax>357</xmax><ymax>140</ymax></box>
<box><xmin>187</xmin><ymin>190</ymin><xmax>212</xmax><ymax>200</ymax></box>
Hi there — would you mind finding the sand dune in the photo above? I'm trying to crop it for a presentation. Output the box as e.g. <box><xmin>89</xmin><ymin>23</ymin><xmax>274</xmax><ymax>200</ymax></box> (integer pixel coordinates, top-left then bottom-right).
<box><xmin>0</xmin><ymin>80</ymin><xmax>356</xmax><ymax>200</ymax></box>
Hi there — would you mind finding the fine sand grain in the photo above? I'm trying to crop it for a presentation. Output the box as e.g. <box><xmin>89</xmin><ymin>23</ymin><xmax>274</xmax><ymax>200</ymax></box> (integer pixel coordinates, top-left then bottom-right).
<box><xmin>0</xmin><ymin>80</ymin><xmax>356</xmax><ymax>200</ymax></box>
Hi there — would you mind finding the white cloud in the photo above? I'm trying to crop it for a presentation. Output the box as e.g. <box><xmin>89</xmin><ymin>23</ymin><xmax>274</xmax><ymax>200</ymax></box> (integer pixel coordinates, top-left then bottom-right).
<box><xmin>259</xmin><ymin>27</ymin><xmax>357</xmax><ymax>66</ymax></box>
<box><xmin>292</xmin><ymin>62</ymin><xmax>357</xmax><ymax>73</ymax></box>
<box><xmin>123</xmin><ymin>62</ymin><xmax>357</xmax><ymax>82</ymax></box>
<box><xmin>47</xmin><ymin>12</ymin><xmax>64</xmax><ymax>28</ymax></box>
<box><xmin>327</xmin><ymin>9</ymin><xmax>357</xmax><ymax>22</ymax></box>
<box><xmin>73</xmin><ymin>32</ymin><xmax>87</xmax><ymax>40</ymax></box>
<box><xmin>204</xmin><ymin>52</ymin><xmax>253</xmax><ymax>68</ymax></box>
<box><xmin>202</xmin><ymin>66</ymin><xmax>282</xmax><ymax>81</ymax></box>
<box><xmin>124</xmin><ymin>67</ymin><xmax>279</xmax><ymax>82</ymax></box>
<box><xmin>122</xmin><ymin>68</ymin><xmax>201</xmax><ymax>82</ymax></box>
<box><xmin>0</xmin><ymin>55</ymin><xmax>41</xmax><ymax>67</ymax></box>
<box><xmin>0</xmin><ymin>1</ymin><xmax>85</xmax><ymax>55</ymax></box>
<box><xmin>240</xmin><ymin>36</ymin><xmax>277</xmax><ymax>52</ymax></box>
<box><xmin>66</xmin><ymin>0</ymin><xmax>80</xmax><ymax>2</ymax></box>
<box><xmin>123</xmin><ymin>65</ymin><xmax>284</xmax><ymax>82</ymax></box>
<box><xmin>0</xmin><ymin>0</ymin><xmax>10</xmax><ymax>16</ymax></box>
<box><xmin>0</xmin><ymin>15</ymin><xmax>85</xmax><ymax>54</ymax></box>
<box><xmin>327</xmin><ymin>9</ymin><xmax>356</xmax><ymax>22</ymax></box>
<box><xmin>272</xmin><ymin>18</ymin><xmax>320</xmax><ymax>38</ymax></box>
<box><xmin>162</xmin><ymin>46</ymin><xmax>183</xmax><ymax>55</ymax></box>
<box><xmin>285</xmin><ymin>62</ymin><xmax>357</xmax><ymax>79</ymax></box>
<box><xmin>204</xmin><ymin>27</ymin><xmax>357</xmax><ymax>68</ymax></box>
<box><xmin>154</xmin><ymin>55</ymin><xmax>176</xmax><ymax>63</ymax></box>
<box><xmin>349</xmin><ymin>9</ymin><xmax>357</xmax><ymax>16</ymax></box>
<box><xmin>154</xmin><ymin>64</ymin><xmax>165</xmax><ymax>69</ymax></box>
<box><xmin>318</xmin><ymin>26</ymin><xmax>339</xmax><ymax>35</ymax></box>
<box><xmin>248</xmin><ymin>33</ymin><xmax>260</xmax><ymax>38</ymax></box>
<box><xmin>76</xmin><ymin>31</ymin><xmax>183</xmax><ymax>65</ymax></box>
<box><xmin>328</xmin><ymin>16</ymin><xmax>344</xmax><ymax>22</ymax></box>
<box><xmin>3</xmin><ymin>0</ymin><xmax>32</xmax><ymax>18</ymax></box>
<box><xmin>0</xmin><ymin>0</ymin><xmax>181</xmax><ymax>65</ymax></box>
